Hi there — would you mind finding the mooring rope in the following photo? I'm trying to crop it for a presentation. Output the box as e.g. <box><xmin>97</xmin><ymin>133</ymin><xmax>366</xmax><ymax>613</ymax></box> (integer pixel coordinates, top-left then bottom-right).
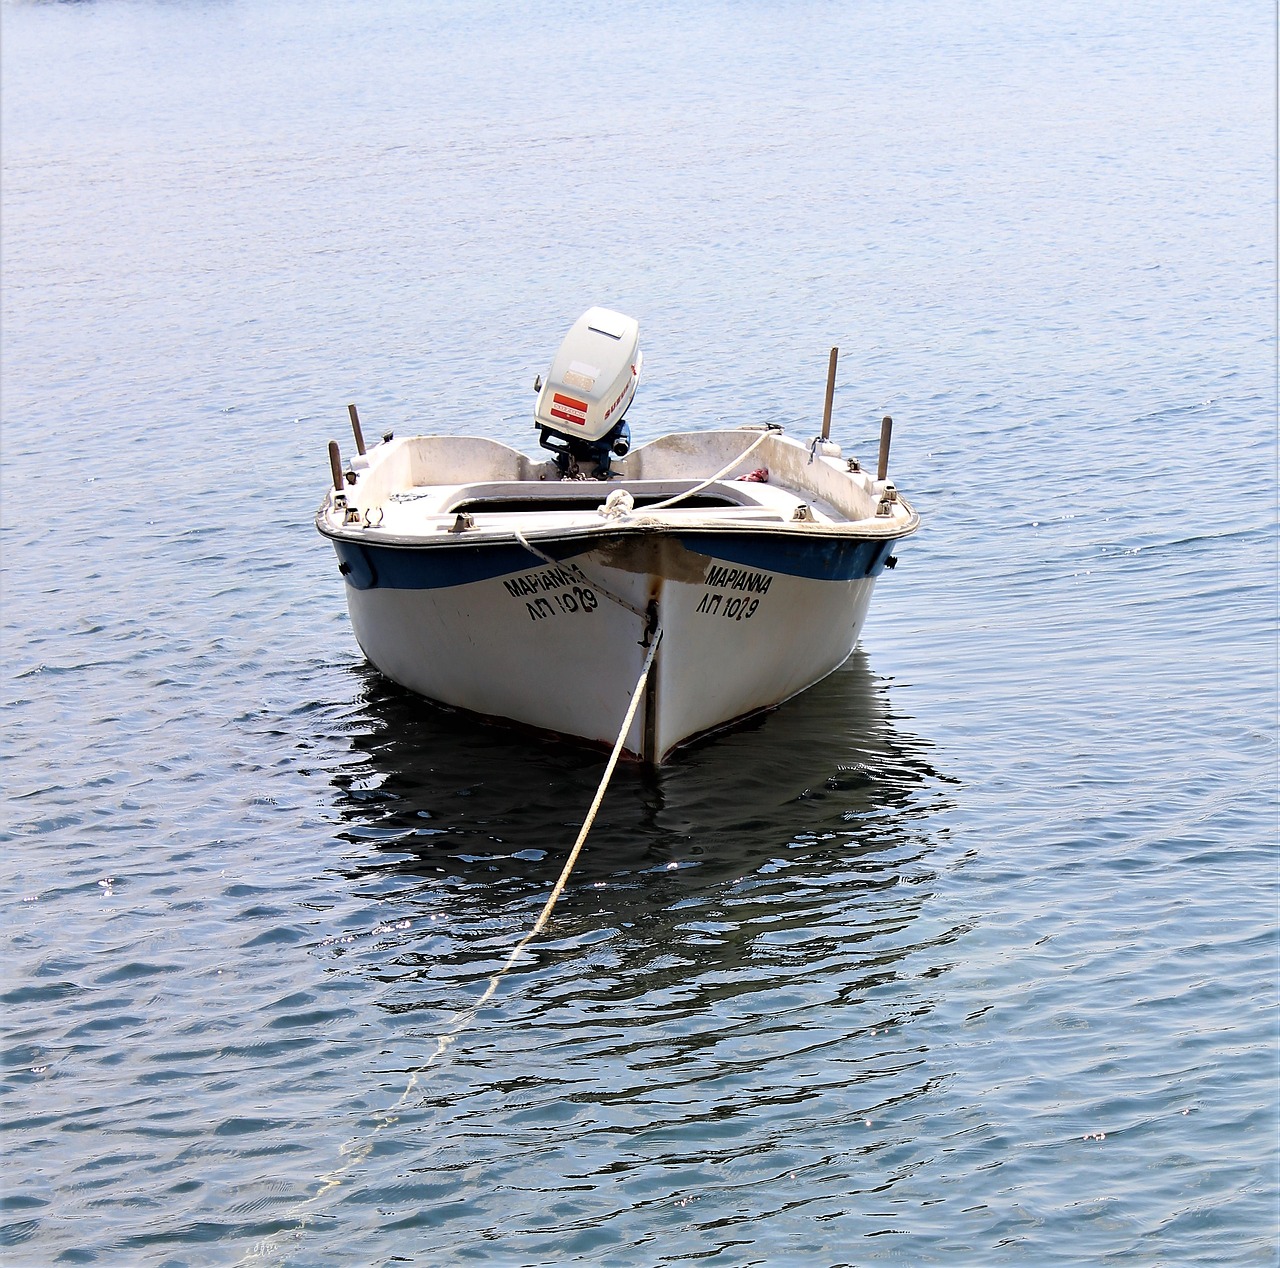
<box><xmin>638</xmin><ymin>427</ymin><xmax>774</xmax><ymax>512</ymax></box>
<box><xmin>242</xmin><ymin>630</ymin><xmax>662</xmax><ymax>1265</ymax></box>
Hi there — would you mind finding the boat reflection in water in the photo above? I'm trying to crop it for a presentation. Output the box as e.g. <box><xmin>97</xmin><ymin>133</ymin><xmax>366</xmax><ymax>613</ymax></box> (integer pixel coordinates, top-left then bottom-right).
<box><xmin>329</xmin><ymin>650</ymin><xmax>957</xmax><ymax>929</ymax></box>
<box><xmin>326</xmin><ymin>654</ymin><xmax>967</xmax><ymax>1239</ymax></box>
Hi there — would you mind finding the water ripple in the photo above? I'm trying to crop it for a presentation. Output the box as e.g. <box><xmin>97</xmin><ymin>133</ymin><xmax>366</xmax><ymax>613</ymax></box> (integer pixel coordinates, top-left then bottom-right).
<box><xmin>2</xmin><ymin>0</ymin><xmax>1275</xmax><ymax>1262</ymax></box>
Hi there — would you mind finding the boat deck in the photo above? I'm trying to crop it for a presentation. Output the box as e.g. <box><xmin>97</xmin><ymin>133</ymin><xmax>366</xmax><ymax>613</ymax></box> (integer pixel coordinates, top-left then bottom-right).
<box><xmin>323</xmin><ymin>428</ymin><xmax>915</xmax><ymax>547</ymax></box>
<box><xmin>362</xmin><ymin>477</ymin><xmax>845</xmax><ymax>539</ymax></box>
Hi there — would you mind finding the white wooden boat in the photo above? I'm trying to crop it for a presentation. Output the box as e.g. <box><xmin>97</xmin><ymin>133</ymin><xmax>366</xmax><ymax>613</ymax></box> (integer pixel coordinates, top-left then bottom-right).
<box><xmin>316</xmin><ymin>309</ymin><xmax>920</xmax><ymax>763</ymax></box>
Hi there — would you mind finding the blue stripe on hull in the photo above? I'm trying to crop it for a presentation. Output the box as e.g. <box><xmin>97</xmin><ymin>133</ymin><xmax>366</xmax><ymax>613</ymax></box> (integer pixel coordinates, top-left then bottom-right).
<box><xmin>332</xmin><ymin>538</ymin><xmax>537</xmax><ymax>591</ymax></box>
<box><xmin>329</xmin><ymin>529</ymin><xmax>898</xmax><ymax>592</ymax></box>
<box><xmin>676</xmin><ymin>532</ymin><xmax>897</xmax><ymax>581</ymax></box>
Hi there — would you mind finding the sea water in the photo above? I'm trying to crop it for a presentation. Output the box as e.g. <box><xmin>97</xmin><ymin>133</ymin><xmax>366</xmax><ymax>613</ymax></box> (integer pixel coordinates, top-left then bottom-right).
<box><xmin>2</xmin><ymin>1</ymin><xmax>1275</xmax><ymax>1263</ymax></box>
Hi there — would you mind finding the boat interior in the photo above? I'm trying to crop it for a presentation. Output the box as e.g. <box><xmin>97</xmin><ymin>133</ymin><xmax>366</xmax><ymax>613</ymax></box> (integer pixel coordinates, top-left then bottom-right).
<box><xmin>328</xmin><ymin>428</ymin><xmax>901</xmax><ymax>538</ymax></box>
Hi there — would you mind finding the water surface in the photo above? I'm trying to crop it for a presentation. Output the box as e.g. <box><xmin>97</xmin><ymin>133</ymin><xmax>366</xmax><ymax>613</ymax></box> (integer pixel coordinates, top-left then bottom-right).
<box><xmin>2</xmin><ymin>1</ymin><xmax>1275</xmax><ymax>1263</ymax></box>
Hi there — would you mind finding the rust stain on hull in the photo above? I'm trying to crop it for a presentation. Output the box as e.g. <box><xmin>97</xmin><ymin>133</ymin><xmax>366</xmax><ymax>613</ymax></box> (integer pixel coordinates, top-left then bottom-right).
<box><xmin>590</xmin><ymin>532</ymin><xmax>711</xmax><ymax>584</ymax></box>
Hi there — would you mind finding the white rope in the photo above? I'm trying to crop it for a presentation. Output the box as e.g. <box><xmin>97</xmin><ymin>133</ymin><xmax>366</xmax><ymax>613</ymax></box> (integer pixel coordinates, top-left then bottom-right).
<box><xmin>241</xmin><ymin>629</ymin><xmax>663</xmax><ymax>1264</ymax></box>
<box><xmin>636</xmin><ymin>428</ymin><xmax>774</xmax><ymax>513</ymax></box>
<box><xmin>526</xmin><ymin>627</ymin><xmax>661</xmax><ymax>933</ymax></box>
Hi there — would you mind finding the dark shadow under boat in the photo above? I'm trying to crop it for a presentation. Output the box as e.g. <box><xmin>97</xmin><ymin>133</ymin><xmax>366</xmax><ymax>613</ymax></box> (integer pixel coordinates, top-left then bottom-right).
<box><xmin>329</xmin><ymin>650</ymin><xmax>957</xmax><ymax>899</ymax></box>
<box><xmin>325</xmin><ymin>653</ymin><xmax>967</xmax><ymax>1029</ymax></box>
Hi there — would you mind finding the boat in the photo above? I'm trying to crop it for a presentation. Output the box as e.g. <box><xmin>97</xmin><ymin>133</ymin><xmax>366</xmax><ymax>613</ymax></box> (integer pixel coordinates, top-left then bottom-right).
<box><xmin>316</xmin><ymin>308</ymin><xmax>920</xmax><ymax>764</ymax></box>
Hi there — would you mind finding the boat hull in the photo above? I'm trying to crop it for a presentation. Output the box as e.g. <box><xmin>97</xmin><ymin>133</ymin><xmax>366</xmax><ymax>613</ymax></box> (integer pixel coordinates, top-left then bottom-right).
<box><xmin>330</xmin><ymin>526</ymin><xmax>899</xmax><ymax>762</ymax></box>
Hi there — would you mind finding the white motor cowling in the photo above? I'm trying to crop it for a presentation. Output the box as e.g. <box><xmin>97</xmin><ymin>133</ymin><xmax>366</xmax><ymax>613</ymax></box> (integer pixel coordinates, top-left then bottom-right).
<box><xmin>535</xmin><ymin>307</ymin><xmax>641</xmax><ymax>475</ymax></box>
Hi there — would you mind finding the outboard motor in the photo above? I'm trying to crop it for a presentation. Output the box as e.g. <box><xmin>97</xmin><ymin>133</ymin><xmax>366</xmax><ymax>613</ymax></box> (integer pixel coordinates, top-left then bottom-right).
<box><xmin>535</xmin><ymin>307</ymin><xmax>641</xmax><ymax>477</ymax></box>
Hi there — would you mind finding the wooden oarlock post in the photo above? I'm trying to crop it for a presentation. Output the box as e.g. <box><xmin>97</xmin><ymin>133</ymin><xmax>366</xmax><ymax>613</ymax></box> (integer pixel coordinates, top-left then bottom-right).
<box><xmin>348</xmin><ymin>403</ymin><xmax>366</xmax><ymax>456</ymax></box>
<box><xmin>821</xmin><ymin>347</ymin><xmax>839</xmax><ymax>440</ymax></box>
<box><xmin>328</xmin><ymin>440</ymin><xmax>343</xmax><ymax>491</ymax></box>
<box><xmin>877</xmin><ymin>416</ymin><xmax>893</xmax><ymax>482</ymax></box>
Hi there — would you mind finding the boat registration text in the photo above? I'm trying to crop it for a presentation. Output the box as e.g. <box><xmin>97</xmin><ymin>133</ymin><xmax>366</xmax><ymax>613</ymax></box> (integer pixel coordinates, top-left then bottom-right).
<box><xmin>695</xmin><ymin>566</ymin><xmax>774</xmax><ymax>622</ymax></box>
<box><xmin>504</xmin><ymin>565</ymin><xmax>599</xmax><ymax>623</ymax></box>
